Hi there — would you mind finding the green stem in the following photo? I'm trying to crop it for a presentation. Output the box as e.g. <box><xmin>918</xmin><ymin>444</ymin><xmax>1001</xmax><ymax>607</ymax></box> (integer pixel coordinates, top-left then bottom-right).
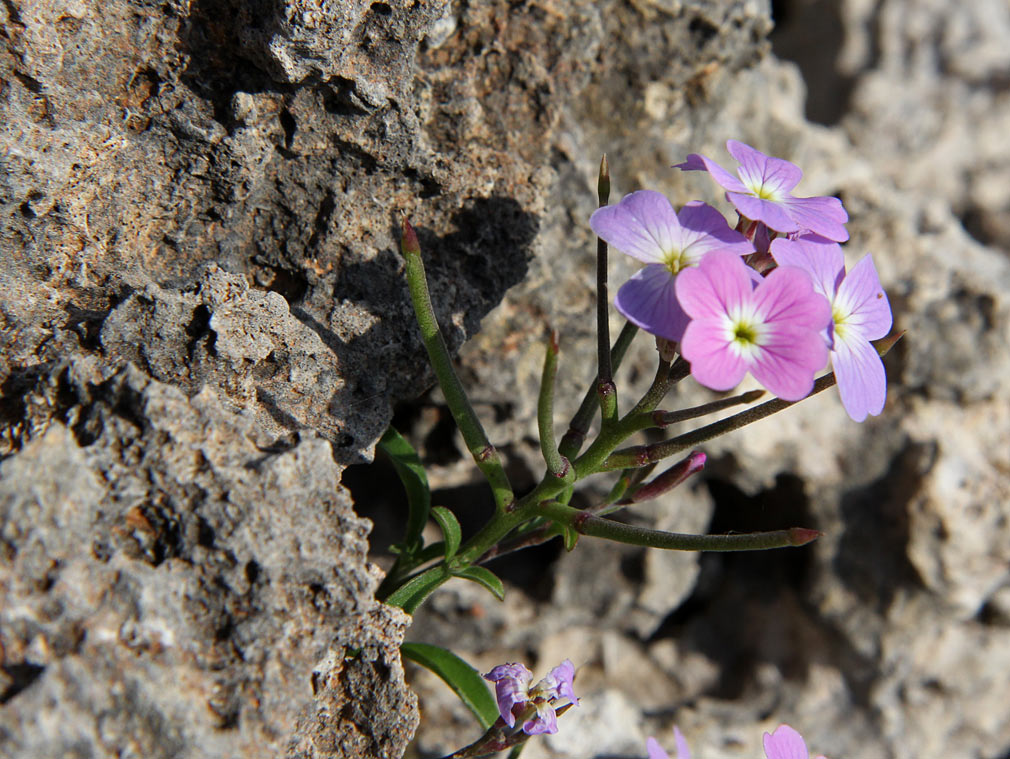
<box><xmin>602</xmin><ymin>372</ymin><xmax>839</xmax><ymax>470</ymax></box>
<box><xmin>558</xmin><ymin>321</ymin><xmax>638</xmax><ymax>459</ymax></box>
<box><xmin>538</xmin><ymin>330</ymin><xmax>574</xmax><ymax>482</ymax></box>
<box><xmin>538</xmin><ymin>501</ymin><xmax>821</xmax><ymax>551</ymax></box>
<box><xmin>400</xmin><ymin>219</ymin><xmax>514</xmax><ymax>512</ymax></box>
<box><xmin>623</xmin><ymin>389</ymin><xmax>766</xmax><ymax>433</ymax></box>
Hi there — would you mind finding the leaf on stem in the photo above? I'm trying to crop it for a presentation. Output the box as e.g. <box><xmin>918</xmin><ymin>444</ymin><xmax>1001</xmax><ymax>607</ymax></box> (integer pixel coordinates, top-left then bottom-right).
<box><xmin>453</xmin><ymin>566</ymin><xmax>506</xmax><ymax>601</ymax></box>
<box><xmin>378</xmin><ymin>426</ymin><xmax>431</xmax><ymax>551</ymax></box>
<box><xmin>400</xmin><ymin>642</ymin><xmax>500</xmax><ymax>729</ymax></box>
<box><xmin>432</xmin><ymin>505</ymin><xmax>462</xmax><ymax>559</ymax></box>
<box><xmin>384</xmin><ymin>566</ymin><xmax>452</xmax><ymax>614</ymax></box>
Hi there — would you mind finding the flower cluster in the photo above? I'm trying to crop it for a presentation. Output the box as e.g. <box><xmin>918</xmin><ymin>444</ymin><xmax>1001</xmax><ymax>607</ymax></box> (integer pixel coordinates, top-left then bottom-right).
<box><xmin>647</xmin><ymin>724</ymin><xmax>828</xmax><ymax>759</ymax></box>
<box><xmin>482</xmin><ymin>659</ymin><xmax>578</xmax><ymax>735</ymax></box>
<box><xmin>590</xmin><ymin>140</ymin><xmax>892</xmax><ymax>421</ymax></box>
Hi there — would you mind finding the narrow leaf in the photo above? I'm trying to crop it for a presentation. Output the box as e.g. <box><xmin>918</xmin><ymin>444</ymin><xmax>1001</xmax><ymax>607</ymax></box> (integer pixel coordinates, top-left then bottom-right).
<box><xmin>400</xmin><ymin>642</ymin><xmax>499</xmax><ymax>729</ymax></box>
<box><xmin>384</xmin><ymin>566</ymin><xmax>450</xmax><ymax>614</ymax></box>
<box><xmin>431</xmin><ymin>505</ymin><xmax>462</xmax><ymax>559</ymax></box>
<box><xmin>453</xmin><ymin>566</ymin><xmax>505</xmax><ymax>601</ymax></box>
<box><xmin>378</xmin><ymin>426</ymin><xmax>431</xmax><ymax>550</ymax></box>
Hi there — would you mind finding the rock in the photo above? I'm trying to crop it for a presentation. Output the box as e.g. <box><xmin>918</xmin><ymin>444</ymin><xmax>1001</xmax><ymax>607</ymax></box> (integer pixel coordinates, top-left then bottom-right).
<box><xmin>0</xmin><ymin>369</ymin><xmax>416</xmax><ymax>758</ymax></box>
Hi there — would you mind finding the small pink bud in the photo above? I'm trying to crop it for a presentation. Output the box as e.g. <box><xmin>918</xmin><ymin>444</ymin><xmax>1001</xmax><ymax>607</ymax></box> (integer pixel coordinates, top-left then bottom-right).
<box><xmin>628</xmin><ymin>451</ymin><xmax>706</xmax><ymax>503</ymax></box>
<box><xmin>787</xmin><ymin>527</ymin><xmax>823</xmax><ymax>546</ymax></box>
<box><xmin>400</xmin><ymin>216</ymin><xmax>421</xmax><ymax>257</ymax></box>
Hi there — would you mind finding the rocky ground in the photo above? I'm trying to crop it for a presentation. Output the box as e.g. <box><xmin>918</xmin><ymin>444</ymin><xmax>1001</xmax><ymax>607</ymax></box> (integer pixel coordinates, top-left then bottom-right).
<box><xmin>2</xmin><ymin>1</ymin><xmax>1008</xmax><ymax>758</ymax></box>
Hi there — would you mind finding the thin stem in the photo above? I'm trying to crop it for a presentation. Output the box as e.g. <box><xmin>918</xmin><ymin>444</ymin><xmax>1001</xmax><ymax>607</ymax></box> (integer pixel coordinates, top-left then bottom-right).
<box><xmin>623</xmin><ymin>389</ymin><xmax>766</xmax><ymax>433</ymax></box>
<box><xmin>602</xmin><ymin>371</ymin><xmax>839</xmax><ymax>470</ymax></box>
<box><xmin>400</xmin><ymin>219</ymin><xmax>514</xmax><ymax>511</ymax></box>
<box><xmin>538</xmin><ymin>500</ymin><xmax>821</xmax><ymax>551</ymax></box>
<box><xmin>538</xmin><ymin>330</ymin><xmax>573</xmax><ymax>482</ymax></box>
<box><xmin>596</xmin><ymin>154</ymin><xmax>612</xmax><ymax>389</ymax></box>
<box><xmin>558</xmin><ymin>321</ymin><xmax>637</xmax><ymax>460</ymax></box>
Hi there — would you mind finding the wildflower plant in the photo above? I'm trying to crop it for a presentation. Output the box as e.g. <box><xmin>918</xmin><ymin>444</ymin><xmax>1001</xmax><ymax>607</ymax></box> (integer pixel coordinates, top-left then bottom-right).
<box><xmin>384</xmin><ymin>142</ymin><xmax>899</xmax><ymax>759</ymax></box>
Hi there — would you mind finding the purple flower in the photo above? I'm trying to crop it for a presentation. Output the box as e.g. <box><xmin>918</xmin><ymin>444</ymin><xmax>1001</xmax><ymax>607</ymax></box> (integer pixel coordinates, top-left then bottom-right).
<box><xmin>770</xmin><ymin>235</ymin><xmax>892</xmax><ymax>421</ymax></box>
<box><xmin>763</xmin><ymin>724</ymin><xmax>829</xmax><ymax>759</ymax></box>
<box><xmin>646</xmin><ymin>728</ymin><xmax>692</xmax><ymax>759</ymax></box>
<box><xmin>675</xmin><ymin>250</ymin><xmax>832</xmax><ymax>401</ymax></box>
<box><xmin>675</xmin><ymin>140</ymin><xmax>849</xmax><ymax>242</ymax></box>
<box><xmin>483</xmin><ymin>659</ymin><xmax>578</xmax><ymax>735</ymax></box>
<box><xmin>590</xmin><ymin>190</ymin><xmax>752</xmax><ymax>341</ymax></box>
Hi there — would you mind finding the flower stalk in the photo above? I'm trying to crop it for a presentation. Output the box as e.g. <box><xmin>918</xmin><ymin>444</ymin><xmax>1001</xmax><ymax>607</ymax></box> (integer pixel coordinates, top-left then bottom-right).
<box><xmin>400</xmin><ymin>218</ymin><xmax>514</xmax><ymax>512</ymax></box>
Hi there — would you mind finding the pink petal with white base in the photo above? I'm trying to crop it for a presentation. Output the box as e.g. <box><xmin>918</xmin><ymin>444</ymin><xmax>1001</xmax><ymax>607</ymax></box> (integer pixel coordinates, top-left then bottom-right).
<box><xmin>676</xmin><ymin>250</ymin><xmax>755</xmax><ymax>322</ymax></box>
<box><xmin>679</xmin><ymin>320</ymin><xmax>750</xmax><ymax>391</ymax></box>
<box><xmin>750</xmin><ymin>324</ymin><xmax>828</xmax><ymax>401</ymax></box>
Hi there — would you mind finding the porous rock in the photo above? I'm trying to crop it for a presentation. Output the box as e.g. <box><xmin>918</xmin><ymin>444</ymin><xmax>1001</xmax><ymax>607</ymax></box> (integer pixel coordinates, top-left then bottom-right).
<box><xmin>0</xmin><ymin>367</ymin><xmax>416</xmax><ymax>758</ymax></box>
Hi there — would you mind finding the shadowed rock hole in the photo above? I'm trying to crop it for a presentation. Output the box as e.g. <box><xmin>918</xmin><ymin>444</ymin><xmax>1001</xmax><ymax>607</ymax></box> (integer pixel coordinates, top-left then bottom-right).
<box><xmin>185</xmin><ymin>304</ymin><xmax>216</xmax><ymax>358</ymax></box>
<box><xmin>279</xmin><ymin>107</ymin><xmax>297</xmax><ymax>149</ymax></box>
<box><xmin>650</xmin><ymin>473</ymin><xmax>818</xmax><ymax>698</ymax></box>
<box><xmin>0</xmin><ymin>662</ymin><xmax>45</xmax><ymax>704</ymax></box>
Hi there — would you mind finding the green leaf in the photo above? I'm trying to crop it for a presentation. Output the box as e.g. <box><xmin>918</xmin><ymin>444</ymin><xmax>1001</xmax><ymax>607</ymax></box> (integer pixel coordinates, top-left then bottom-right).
<box><xmin>431</xmin><ymin>506</ymin><xmax>462</xmax><ymax>558</ymax></box>
<box><xmin>384</xmin><ymin>566</ymin><xmax>450</xmax><ymax>614</ymax></box>
<box><xmin>378</xmin><ymin>426</ymin><xmax>431</xmax><ymax>551</ymax></box>
<box><xmin>453</xmin><ymin>566</ymin><xmax>505</xmax><ymax>601</ymax></box>
<box><xmin>400</xmin><ymin>642</ymin><xmax>499</xmax><ymax>729</ymax></box>
<box><xmin>561</xmin><ymin>525</ymin><xmax>579</xmax><ymax>551</ymax></box>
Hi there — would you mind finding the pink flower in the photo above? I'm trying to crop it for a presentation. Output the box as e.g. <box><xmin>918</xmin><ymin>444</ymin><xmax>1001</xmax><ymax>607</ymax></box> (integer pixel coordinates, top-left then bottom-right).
<box><xmin>770</xmin><ymin>235</ymin><xmax>892</xmax><ymax>421</ymax></box>
<box><xmin>646</xmin><ymin>728</ymin><xmax>692</xmax><ymax>759</ymax></box>
<box><xmin>590</xmin><ymin>190</ymin><xmax>752</xmax><ymax>341</ymax></box>
<box><xmin>763</xmin><ymin>724</ymin><xmax>829</xmax><ymax>759</ymax></box>
<box><xmin>482</xmin><ymin>660</ymin><xmax>578</xmax><ymax>735</ymax></box>
<box><xmin>675</xmin><ymin>140</ymin><xmax>849</xmax><ymax>242</ymax></box>
<box><xmin>675</xmin><ymin>250</ymin><xmax>832</xmax><ymax>401</ymax></box>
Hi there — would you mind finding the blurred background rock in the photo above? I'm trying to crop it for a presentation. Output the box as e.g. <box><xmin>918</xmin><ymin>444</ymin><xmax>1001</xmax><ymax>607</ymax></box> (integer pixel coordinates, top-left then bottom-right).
<box><xmin>1</xmin><ymin>0</ymin><xmax>1007</xmax><ymax>757</ymax></box>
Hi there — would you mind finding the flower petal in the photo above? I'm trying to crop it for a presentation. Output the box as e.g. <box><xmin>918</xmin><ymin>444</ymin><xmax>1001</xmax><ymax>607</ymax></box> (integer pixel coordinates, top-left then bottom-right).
<box><xmin>782</xmin><ymin>195</ymin><xmax>849</xmax><ymax>242</ymax></box>
<box><xmin>590</xmin><ymin>190</ymin><xmax>682</xmax><ymax>264</ymax></box>
<box><xmin>751</xmin><ymin>265</ymin><xmax>833</xmax><ymax>333</ymax></box>
<box><xmin>680</xmin><ymin>319</ymin><xmax>749</xmax><ymax>392</ymax></box>
<box><xmin>673</xmin><ymin>727</ymin><xmax>692</xmax><ymax>759</ymax></box>
<box><xmin>483</xmin><ymin>663</ymin><xmax>532</xmax><ymax>727</ymax></box>
<box><xmin>769</xmin><ymin>235</ymin><xmax>845</xmax><ymax>301</ymax></box>
<box><xmin>834</xmin><ymin>253</ymin><xmax>892</xmax><ymax>340</ymax></box>
<box><xmin>727</xmin><ymin>192</ymin><xmax>800</xmax><ymax>234</ymax></box>
<box><xmin>750</xmin><ymin>324</ymin><xmax>828</xmax><ymax>401</ymax></box>
<box><xmin>674</xmin><ymin>152</ymin><xmax>750</xmax><ymax>194</ymax></box>
<box><xmin>762</xmin><ymin>724</ymin><xmax>809</xmax><ymax>759</ymax></box>
<box><xmin>522</xmin><ymin>702</ymin><xmax>558</xmax><ymax>735</ymax></box>
<box><xmin>676</xmin><ymin>201</ymin><xmax>754</xmax><ymax>265</ymax></box>
<box><xmin>832</xmin><ymin>332</ymin><xmax>887</xmax><ymax>421</ymax></box>
<box><xmin>539</xmin><ymin>659</ymin><xmax>578</xmax><ymax>705</ymax></box>
<box><xmin>727</xmin><ymin>140</ymin><xmax>803</xmax><ymax>197</ymax></box>
<box><xmin>676</xmin><ymin>250</ymin><xmax>755</xmax><ymax>322</ymax></box>
<box><xmin>646</xmin><ymin>738</ymin><xmax>671</xmax><ymax>759</ymax></box>
<box><xmin>615</xmin><ymin>266</ymin><xmax>690</xmax><ymax>341</ymax></box>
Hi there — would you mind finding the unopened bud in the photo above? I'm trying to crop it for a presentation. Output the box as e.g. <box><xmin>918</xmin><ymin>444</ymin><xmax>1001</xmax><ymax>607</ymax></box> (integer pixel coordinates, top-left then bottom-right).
<box><xmin>400</xmin><ymin>216</ymin><xmax>421</xmax><ymax>257</ymax></box>
<box><xmin>628</xmin><ymin>451</ymin><xmax>706</xmax><ymax>503</ymax></box>
<box><xmin>598</xmin><ymin>154</ymin><xmax>610</xmax><ymax>205</ymax></box>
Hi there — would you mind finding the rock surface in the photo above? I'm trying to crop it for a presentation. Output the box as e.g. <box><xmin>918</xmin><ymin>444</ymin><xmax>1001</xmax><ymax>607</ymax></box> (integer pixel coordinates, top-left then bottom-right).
<box><xmin>2</xmin><ymin>0</ymin><xmax>1009</xmax><ymax>758</ymax></box>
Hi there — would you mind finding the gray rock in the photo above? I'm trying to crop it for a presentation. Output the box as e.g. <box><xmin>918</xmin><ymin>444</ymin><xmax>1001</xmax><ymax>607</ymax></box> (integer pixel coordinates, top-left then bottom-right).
<box><xmin>0</xmin><ymin>368</ymin><xmax>416</xmax><ymax>758</ymax></box>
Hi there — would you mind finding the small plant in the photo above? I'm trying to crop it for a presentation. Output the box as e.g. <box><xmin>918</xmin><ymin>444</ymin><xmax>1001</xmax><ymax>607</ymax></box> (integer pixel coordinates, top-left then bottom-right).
<box><xmin>384</xmin><ymin>141</ymin><xmax>900</xmax><ymax>758</ymax></box>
